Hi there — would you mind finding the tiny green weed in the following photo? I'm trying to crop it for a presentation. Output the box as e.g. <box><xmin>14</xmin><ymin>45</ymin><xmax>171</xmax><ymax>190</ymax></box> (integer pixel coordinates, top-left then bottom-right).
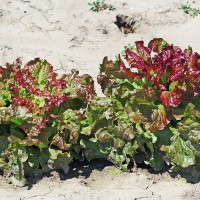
<box><xmin>88</xmin><ymin>0</ymin><xmax>116</xmax><ymax>12</ymax></box>
<box><xmin>180</xmin><ymin>1</ymin><xmax>200</xmax><ymax>17</ymax></box>
<box><xmin>181</xmin><ymin>1</ymin><xmax>191</xmax><ymax>14</ymax></box>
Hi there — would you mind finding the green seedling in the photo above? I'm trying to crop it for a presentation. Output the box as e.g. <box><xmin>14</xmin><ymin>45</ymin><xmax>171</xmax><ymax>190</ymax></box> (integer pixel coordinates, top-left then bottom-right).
<box><xmin>88</xmin><ymin>0</ymin><xmax>116</xmax><ymax>12</ymax></box>
<box><xmin>189</xmin><ymin>8</ymin><xmax>200</xmax><ymax>17</ymax></box>
<box><xmin>107</xmin><ymin>4</ymin><xmax>116</xmax><ymax>11</ymax></box>
<box><xmin>181</xmin><ymin>1</ymin><xmax>191</xmax><ymax>14</ymax></box>
<box><xmin>180</xmin><ymin>1</ymin><xmax>200</xmax><ymax>17</ymax></box>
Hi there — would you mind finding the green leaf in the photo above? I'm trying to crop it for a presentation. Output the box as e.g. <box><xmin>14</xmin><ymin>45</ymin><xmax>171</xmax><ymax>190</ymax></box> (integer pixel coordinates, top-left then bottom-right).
<box><xmin>49</xmin><ymin>149</ymin><xmax>73</xmax><ymax>174</ymax></box>
<box><xmin>108</xmin><ymin>148</ymin><xmax>129</xmax><ymax>171</ymax></box>
<box><xmin>88</xmin><ymin>2</ymin><xmax>94</xmax><ymax>6</ymax></box>
<box><xmin>33</xmin><ymin>96</ymin><xmax>45</xmax><ymax>108</ymax></box>
<box><xmin>13</xmin><ymin>106</ymin><xmax>32</xmax><ymax>122</ymax></box>
<box><xmin>178</xmin><ymin>113</ymin><xmax>200</xmax><ymax>145</ymax></box>
<box><xmin>0</xmin><ymin>136</ymin><xmax>8</xmax><ymax>155</ymax></box>
<box><xmin>80</xmin><ymin>138</ymin><xmax>111</xmax><ymax>160</ymax></box>
<box><xmin>96</xmin><ymin>129</ymin><xmax>113</xmax><ymax>143</ymax></box>
<box><xmin>144</xmin><ymin>145</ymin><xmax>165</xmax><ymax>171</ymax></box>
<box><xmin>161</xmin><ymin>131</ymin><xmax>196</xmax><ymax>168</ymax></box>
<box><xmin>109</xmin><ymin>168</ymin><xmax>122</xmax><ymax>175</ymax></box>
<box><xmin>0</xmin><ymin>91</ymin><xmax>11</xmax><ymax>107</ymax></box>
<box><xmin>113</xmin><ymin>138</ymin><xmax>125</xmax><ymax>148</ymax></box>
<box><xmin>11</xmin><ymin>117</ymin><xmax>23</xmax><ymax>125</ymax></box>
<box><xmin>123</xmin><ymin>142</ymin><xmax>135</xmax><ymax>157</ymax></box>
<box><xmin>37</xmin><ymin>60</ymin><xmax>47</xmax><ymax>91</ymax></box>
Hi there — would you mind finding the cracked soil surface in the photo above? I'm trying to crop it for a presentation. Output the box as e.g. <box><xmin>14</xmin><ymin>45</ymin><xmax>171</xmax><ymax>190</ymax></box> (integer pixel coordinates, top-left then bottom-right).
<box><xmin>0</xmin><ymin>0</ymin><xmax>200</xmax><ymax>199</ymax></box>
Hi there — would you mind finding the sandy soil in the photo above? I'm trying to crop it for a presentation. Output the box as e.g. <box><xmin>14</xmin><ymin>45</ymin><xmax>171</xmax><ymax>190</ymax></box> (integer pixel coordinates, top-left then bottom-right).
<box><xmin>0</xmin><ymin>0</ymin><xmax>200</xmax><ymax>199</ymax></box>
<box><xmin>0</xmin><ymin>159</ymin><xmax>200</xmax><ymax>200</ymax></box>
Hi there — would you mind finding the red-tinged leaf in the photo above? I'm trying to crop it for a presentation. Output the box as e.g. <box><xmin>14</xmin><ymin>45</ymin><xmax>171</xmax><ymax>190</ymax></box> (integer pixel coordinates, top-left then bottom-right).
<box><xmin>167</xmin><ymin>68</ymin><xmax>186</xmax><ymax>82</ymax></box>
<box><xmin>121</xmin><ymin>70</ymin><xmax>141</xmax><ymax>80</ymax></box>
<box><xmin>125</xmin><ymin>49</ymin><xmax>145</xmax><ymax>69</ymax></box>
<box><xmin>117</xmin><ymin>56</ymin><xmax>140</xmax><ymax>80</ymax></box>
<box><xmin>149</xmin><ymin>106</ymin><xmax>170</xmax><ymax>132</ymax></box>
<box><xmin>69</xmin><ymin>131</ymin><xmax>79</xmax><ymax>144</ymax></box>
<box><xmin>24</xmin><ymin>58</ymin><xmax>57</xmax><ymax>81</ymax></box>
<box><xmin>186</xmin><ymin>53</ymin><xmax>200</xmax><ymax>80</ymax></box>
<box><xmin>118</xmin><ymin>56</ymin><xmax>126</xmax><ymax>70</ymax></box>
<box><xmin>0</xmin><ymin>58</ymin><xmax>22</xmax><ymax>79</ymax></box>
<box><xmin>12</xmin><ymin>97</ymin><xmax>35</xmax><ymax>111</ymax></box>
<box><xmin>139</xmin><ymin>65</ymin><xmax>163</xmax><ymax>88</ymax></box>
<box><xmin>154</xmin><ymin>45</ymin><xmax>174</xmax><ymax>66</ymax></box>
<box><xmin>51</xmin><ymin>135</ymin><xmax>71</xmax><ymax>151</ymax></box>
<box><xmin>148</xmin><ymin>38</ymin><xmax>168</xmax><ymax>53</ymax></box>
<box><xmin>188</xmin><ymin>52</ymin><xmax>200</xmax><ymax>69</ymax></box>
<box><xmin>181</xmin><ymin>84</ymin><xmax>200</xmax><ymax>101</ymax></box>
<box><xmin>135</xmin><ymin>41</ymin><xmax>151</xmax><ymax>61</ymax></box>
<box><xmin>170</xmin><ymin>48</ymin><xmax>187</xmax><ymax>71</ymax></box>
<box><xmin>129</xmin><ymin>110</ymin><xmax>148</xmax><ymax>124</ymax></box>
<box><xmin>19</xmin><ymin>116</ymin><xmax>48</xmax><ymax>137</ymax></box>
<box><xmin>15</xmin><ymin>70</ymin><xmax>27</xmax><ymax>87</ymax></box>
<box><xmin>133</xmin><ymin>85</ymin><xmax>158</xmax><ymax>102</ymax></box>
<box><xmin>100</xmin><ymin>56</ymin><xmax>118</xmax><ymax>77</ymax></box>
<box><xmin>158</xmin><ymin>84</ymin><xmax>166</xmax><ymax>91</ymax></box>
<box><xmin>160</xmin><ymin>89</ymin><xmax>182</xmax><ymax>107</ymax></box>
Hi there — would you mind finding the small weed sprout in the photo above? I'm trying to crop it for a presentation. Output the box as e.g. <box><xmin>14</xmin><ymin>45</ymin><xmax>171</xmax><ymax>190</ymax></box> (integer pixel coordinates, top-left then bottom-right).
<box><xmin>181</xmin><ymin>1</ymin><xmax>191</xmax><ymax>14</ymax></box>
<box><xmin>88</xmin><ymin>0</ymin><xmax>116</xmax><ymax>12</ymax></box>
<box><xmin>107</xmin><ymin>4</ymin><xmax>116</xmax><ymax>11</ymax></box>
<box><xmin>190</xmin><ymin>8</ymin><xmax>200</xmax><ymax>17</ymax></box>
<box><xmin>180</xmin><ymin>1</ymin><xmax>200</xmax><ymax>17</ymax></box>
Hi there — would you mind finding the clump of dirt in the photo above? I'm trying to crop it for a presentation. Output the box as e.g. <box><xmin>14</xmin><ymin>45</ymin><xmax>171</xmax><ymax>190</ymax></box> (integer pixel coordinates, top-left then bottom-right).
<box><xmin>115</xmin><ymin>14</ymin><xmax>142</xmax><ymax>34</ymax></box>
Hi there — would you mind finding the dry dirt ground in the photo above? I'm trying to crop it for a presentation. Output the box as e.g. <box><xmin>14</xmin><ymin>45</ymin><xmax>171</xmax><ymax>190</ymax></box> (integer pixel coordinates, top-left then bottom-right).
<box><xmin>0</xmin><ymin>0</ymin><xmax>200</xmax><ymax>199</ymax></box>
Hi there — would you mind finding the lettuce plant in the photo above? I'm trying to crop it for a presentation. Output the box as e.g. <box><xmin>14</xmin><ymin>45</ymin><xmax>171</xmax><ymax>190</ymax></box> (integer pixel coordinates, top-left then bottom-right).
<box><xmin>0</xmin><ymin>38</ymin><xmax>199</xmax><ymax>185</ymax></box>
<box><xmin>97</xmin><ymin>38</ymin><xmax>200</xmax><ymax>174</ymax></box>
<box><xmin>0</xmin><ymin>58</ymin><xmax>96</xmax><ymax>185</ymax></box>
